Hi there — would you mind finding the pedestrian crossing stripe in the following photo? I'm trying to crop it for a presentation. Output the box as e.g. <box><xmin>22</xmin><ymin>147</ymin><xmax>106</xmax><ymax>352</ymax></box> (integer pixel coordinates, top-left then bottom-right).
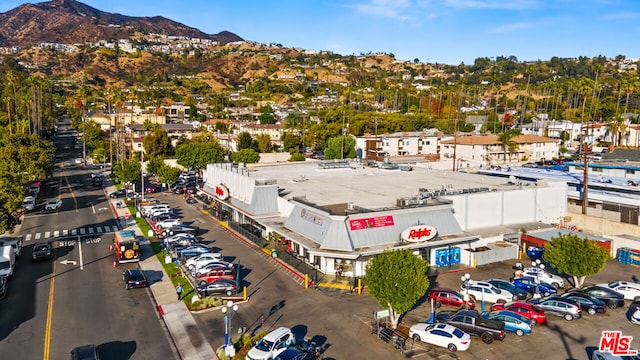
<box><xmin>21</xmin><ymin>226</ymin><xmax>119</xmax><ymax>242</ymax></box>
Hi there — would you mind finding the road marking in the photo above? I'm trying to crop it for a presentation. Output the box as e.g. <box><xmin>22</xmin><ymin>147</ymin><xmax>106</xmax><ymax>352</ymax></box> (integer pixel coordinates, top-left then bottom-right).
<box><xmin>43</xmin><ymin>254</ymin><xmax>57</xmax><ymax>360</ymax></box>
<box><xmin>35</xmin><ymin>233</ymin><xmax>41</xmax><ymax>240</ymax></box>
<box><xmin>62</xmin><ymin>229</ymin><xmax>68</xmax><ymax>236</ymax></box>
<box><xmin>71</xmin><ymin>229</ymin><xmax>77</xmax><ymax>235</ymax></box>
<box><xmin>88</xmin><ymin>227</ymin><xmax>94</xmax><ymax>234</ymax></box>
<box><xmin>112</xmin><ymin>225</ymin><xmax>119</xmax><ymax>232</ymax></box>
<box><xmin>78</xmin><ymin>235</ymin><xmax>84</xmax><ymax>270</ymax></box>
<box><xmin>53</xmin><ymin>230</ymin><xmax>59</xmax><ymax>237</ymax></box>
<box><xmin>92</xmin><ymin>203</ymin><xmax>95</xmax><ymax>214</ymax></box>
<box><xmin>44</xmin><ymin>231</ymin><xmax>51</xmax><ymax>238</ymax></box>
<box><xmin>96</xmin><ymin>227</ymin><xmax>102</xmax><ymax>233</ymax></box>
<box><xmin>25</xmin><ymin>234</ymin><xmax>32</xmax><ymax>241</ymax></box>
<box><xmin>79</xmin><ymin>228</ymin><xmax>85</xmax><ymax>235</ymax></box>
<box><xmin>59</xmin><ymin>259</ymin><xmax>77</xmax><ymax>265</ymax></box>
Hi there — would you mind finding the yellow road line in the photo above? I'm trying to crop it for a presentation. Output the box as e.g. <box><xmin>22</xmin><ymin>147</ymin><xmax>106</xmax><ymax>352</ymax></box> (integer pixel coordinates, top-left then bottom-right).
<box><xmin>63</xmin><ymin>174</ymin><xmax>78</xmax><ymax>211</ymax></box>
<box><xmin>43</xmin><ymin>259</ymin><xmax>56</xmax><ymax>360</ymax></box>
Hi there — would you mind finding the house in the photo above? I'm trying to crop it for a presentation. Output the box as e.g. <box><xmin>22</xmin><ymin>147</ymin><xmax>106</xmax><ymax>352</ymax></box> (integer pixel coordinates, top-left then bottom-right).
<box><xmin>238</xmin><ymin>123</ymin><xmax>284</xmax><ymax>145</ymax></box>
<box><xmin>125</xmin><ymin>123</ymin><xmax>197</xmax><ymax>154</ymax></box>
<box><xmin>355</xmin><ymin>130</ymin><xmax>441</xmax><ymax>161</ymax></box>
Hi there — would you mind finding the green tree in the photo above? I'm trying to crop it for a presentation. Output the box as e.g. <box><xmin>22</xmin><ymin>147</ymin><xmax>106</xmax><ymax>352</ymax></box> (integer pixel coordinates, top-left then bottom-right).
<box><xmin>255</xmin><ymin>133</ymin><xmax>273</xmax><ymax>153</ymax></box>
<box><xmin>324</xmin><ymin>135</ymin><xmax>356</xmax><ymax>160</ymax></box>
<box><xmin>157</xmin><ymin>163</ymin><xmax>183</xmax><ymax>188</ymax></box>
<box><xmin>113</xmin><ymin>159</ymin><xmax>141</xmax><ymax>185</ymax></box>
<box><xmin>365</xmin><ymin>249</ymin><xmax>430</xmax><ymax>328</ymax></box>
<box><xmin>143</xmin><ymin>128</ymin><xmax>173</xmax><ymax>158</ymax></box>
<box><xmin>281</xmin><ymin>132</ymin><xmax>302</xmax><ymax>153</ymax></box>
<box><xmin>258</xmin><ymin>105</ymin><xmax>276</xmax><ymax>124</ymax></box>
<box><xmin>542</xmin><ymin>232</ymin><xmax>608</xmax><ymax>288</ymax></box>
<box><xmin>146</xmin><ymin>156</ymin><xmax>165</xmax><ymax>176</ymax></box>
<box><xmin>230</xmin><ymin>148</ymin><xmax>260</xmax><ymax>163</ymax></box>
<box><xmin>498</xmin><ymin>129</ymin><xmax>520</xmax><ymax>163</ymax></box>
<box><xmin>237</xmin><ymin>131</ymin><xmax>256</xmax><ymax>150</ymax></box>
<box><xmin>288</xmin><ymin>152</ymin><xmax>305</xmax><ymax>162</ymax></box>
<box><xmin>174</xmin><ymin>140</ymin><xmax>225</xmax><ymax>170</ymax></box>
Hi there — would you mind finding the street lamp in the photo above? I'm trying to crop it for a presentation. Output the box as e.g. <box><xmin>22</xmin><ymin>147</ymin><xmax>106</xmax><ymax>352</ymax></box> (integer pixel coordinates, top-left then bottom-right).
<box><xmin>221</xmin><ymin>300</ymin><xmax>238</xmax><ymax>357</ymax></box>
<box><xmin>461</xmin><ymin>273</ymin><xmax>471</xmax><ymax>309</ymax></box>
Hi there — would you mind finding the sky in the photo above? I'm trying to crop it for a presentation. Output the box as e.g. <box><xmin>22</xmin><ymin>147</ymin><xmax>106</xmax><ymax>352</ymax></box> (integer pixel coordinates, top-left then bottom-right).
<box><xmin>1</xmin><ymin>0</ymin><xmax>640</xmax><ymax>65</ymax></box>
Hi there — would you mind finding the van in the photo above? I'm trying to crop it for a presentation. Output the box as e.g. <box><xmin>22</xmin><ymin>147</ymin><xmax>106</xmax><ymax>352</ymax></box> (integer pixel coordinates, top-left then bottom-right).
<box><xmin>0</xmin><ymin>245</ymin><xmax>16</xmax><ymax>279</ymax></box>
<box><xmin>245</xmin><ymin>327</ymin><xmax>295</xmax><ymax>360</ymax></box>
<box><xmin>0</xmin><ymin>236</ymin><xmax>23</xmax><ymax>258</ymax></box>
<box><xmin>22</xmin><ymin>196</ymin><xmax>36</xmax><ymax>211</ymax></box>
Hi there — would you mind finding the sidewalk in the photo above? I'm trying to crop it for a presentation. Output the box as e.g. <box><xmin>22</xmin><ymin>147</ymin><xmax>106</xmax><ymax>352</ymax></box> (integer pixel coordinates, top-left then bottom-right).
<box><xmin>104</xmin><ymin>183</ymin><xmax>217</xmax><ymax>360</ymax></box>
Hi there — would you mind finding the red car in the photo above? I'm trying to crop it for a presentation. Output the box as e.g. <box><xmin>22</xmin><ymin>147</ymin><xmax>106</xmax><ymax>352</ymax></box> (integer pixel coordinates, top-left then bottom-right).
<box><xmin>428</xmin><ymin>289</ymin><xmax>475</xmax><ymax>309</ymax></box>
<box><xmin>145</xmin><ymin>184</ymin><xmax>160</xmax><ymax>193</ymax></box>
<box><xmin>490</xmin><ymin>302</ymin><xmax>546</xmax><ymax>324</ymax></box>
<box><xmin>196</xmin><ymin>266</ymin><xmax>236</xmax><ymax>286</ymax></box>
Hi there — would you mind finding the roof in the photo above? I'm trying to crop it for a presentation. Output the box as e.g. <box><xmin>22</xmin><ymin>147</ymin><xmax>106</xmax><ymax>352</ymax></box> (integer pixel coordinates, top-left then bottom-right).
<box><xmin>441</xmin><ymin>134</ymin><xmax>557</xmax><ymax>145</ymax></box>
<box><xmin>526</xmin><ymin>228</ymin><xmax>611</xmax><ymax>243</ymax></box>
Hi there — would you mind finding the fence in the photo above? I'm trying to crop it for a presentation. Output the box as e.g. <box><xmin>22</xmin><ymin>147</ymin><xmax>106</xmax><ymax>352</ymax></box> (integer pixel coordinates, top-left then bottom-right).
<box><xmin>469</xmin><ymin>242</ymin><xmax>519</xmax><ymax>266</ymax></box>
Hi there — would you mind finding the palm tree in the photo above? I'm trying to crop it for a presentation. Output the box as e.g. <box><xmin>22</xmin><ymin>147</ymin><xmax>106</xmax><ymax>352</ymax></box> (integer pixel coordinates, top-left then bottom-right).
<box><xmin>498</xmin><ymin>129</ymin><xmax>520</xmax><ymax>163</ymax></box>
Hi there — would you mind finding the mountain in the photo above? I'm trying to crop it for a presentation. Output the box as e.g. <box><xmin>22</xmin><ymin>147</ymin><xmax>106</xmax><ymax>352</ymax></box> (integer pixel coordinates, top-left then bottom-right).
<box><xmin>0</xmin><ymin>0</ymin><xmax>242</xmax><ymax>48</ymax></box>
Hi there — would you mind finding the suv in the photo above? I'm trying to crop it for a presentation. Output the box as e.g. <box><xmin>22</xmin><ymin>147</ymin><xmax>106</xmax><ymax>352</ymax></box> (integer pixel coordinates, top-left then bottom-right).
<box><xmin>527</xmin><ymin>296</ymin><xmax>582</xmax><ymax>321</ymax></box>
<box><xmin>32</xmin><ymin>242</ymin><xmax>52</xmax><ymax>261</ymax></box>
<box><xmin>516</xmin><ymin>267</ymin><xmax>564</xmax><ymax>288</ymax></box>
<box><xmin>246</xmin><ymin>327</ymin><xmax>296</xmax><ymax>360</ymax></box>
<box><xmin>123</xmin><ymin>269</ymin><xmax>148</xmax><ymax>289</ymax></box>
<box><xmin>44</xmin><ymin>199</ymin><xmax>63</xmax><ymax>211</ymax></box>
<box><xmin>428</xmin><ymin>288</ymin><xmax>476</xmax><ymax>309</ymax></box>
<box><xmin>461</xmin><ymin>280</ymin><xmax>513</xmax><ymax>304</ymax></box>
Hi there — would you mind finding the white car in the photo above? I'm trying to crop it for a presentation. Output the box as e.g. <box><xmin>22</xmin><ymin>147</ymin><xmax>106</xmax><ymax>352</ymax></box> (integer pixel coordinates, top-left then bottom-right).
<box><xmin>186</xmin><ymin>253</ymin><xmax>223</xmax><ymax>271</ymax></box>
<box><xmin>631</xmin><ymin>307</ymin><xmax>640</xmax><ymax>325</ymax></box>
<box><xmin>596</xmin><ymin>281</ymin><xmax>640</xmax><ymax>301</ymax></box>
<box><xmin>246</xmin><ymin>327</ymin><xmax>295</xmax><ymax>360</ymax></box>
<box><xmin>591</xmin><ymin>349</ymin><xmax>640</xmax><ymax>360</ymax></box>
<box><xmin>22</xmin><ymin>196</ymin><xmax>36</xmax><ymax>211</ymax></box>
<box><xmin>193</xmin><ymin>261</ymin><xmax>234</xmax><ymax>276</ymax></box>
<box><xmin>409</xmin><ymin>322</ymin><xmax>471</xmax><ymax>352</ymax></box>
<box><xmin>460</xmin><ymin>280</ymin><xmax>513</xmax><ymax>304</ymax></box>
<box><xmin>155</xmin><ymin>218</ymin><xmax>181</xmax><ymax>229</ymax></box>
<box><xmin>44</xmin><ymin>199</ymin><xmax>62</xmax><ymax>211</ymax></box>
<box><xmin>164</xmin><ymin>233</ymin><xmax>196</xmax><ymax>245</ymax></box>
<box><xmin>518</xmin><ymin>267</ymin><xmax>564</xmax><ymax>288</ymax></box>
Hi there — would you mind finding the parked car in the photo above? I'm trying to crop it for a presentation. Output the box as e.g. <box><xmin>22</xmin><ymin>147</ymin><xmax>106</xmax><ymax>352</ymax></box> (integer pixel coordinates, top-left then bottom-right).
<box><xmin>145</xmin><ymin>184</ymin><xmax>160</xmax><ymax>193</ymax></box>
<box><xmin>526</xmin><ymin>246</ymin><xmax>544</xmax><ymax>260</ymax></box>
<box><xmin>193</xmin><ymin>260</ymin><xmax>234</xmax><ymax>276</ymax></box>
<box><xmin>487</xmin><ymin>279</ymin><xmax>528</xmax><ymax>300</ymax></box>
<box><xmin>70</xmin><ymin>344</ymin><xmax>100</xmax><ymax>360</ymax></box>
<box><xmin>631</xmin><ymin>303</ymin><xmax>640</xmax><ymax>325</ymax></box>
<box><xmin>435</xmin><ymin>309</ymin><xmax>506</xmax><ymax>344</ymax></box>
<box><xmin>246</xmin><ymin>327</ymin><xmax>295</xmax><ymax>360</ymax></box>
<box><xmin>164</xmin><ymin>233</ymin><xmax>196</xmax><ymax>246</ymax></box>
<box><xmin>490</xmin><ymin>302</ymin><xmax>546</xmax><ymax>324</ymax></box>
<box><xmin>177</xmin><ymin>245</ymin><xmax>212</xmax><ymax>259</ymax></box>
<box><xmin>409</xmin><ymin>322</ymin><xmax>471</xmax><ymax>352</ymax></box>
<box><xmin>196</xmin><ymin>278</ymin><xmax>238</xmax><ymax>297</ymax></box>
<box><xmin>559</xmin><ymin>292</ymin><xmax>607</xmax><ymax>315</ymax></box>
<box><xmin>32</xmin><ymin>242</ymin><xmax>53</xmax><ymax>261</ymax></box>
<box><xmin>155</xmin><ymin>218</ymin><xmax>182</xmax><ymax>229</ymax></box>
<box><xmin>516</xmin><ymin>267</ymin><xmax>564</xmax><ymax>288</ymax></box>
<box><xmin>596</xmin><ymin>281</ymin><xmax>640</xmax><ymax>301</ymax></box>
<box><xmin>22</xmin><ymin>196</ymin><xmax>36</xmax><ymax>211</ymax></box>
<box><xmin>591</xmin><ymin>349</ymin><xmax>640</xmax><ymax>360</ymax></box>
<box><xmin>185</xmin><ymin>251</ymin><xmax>223</xmax><ymax>270</ymax></box>
<box><xmin>122</xmin><ymin>269</ymin><xmax>148</xmax><ymax>289</ymax></box>
<box><xmin>527</xmin><ymin>296</ymin><xmax>582</xmax><ymax>321</ymax></box>
<box><xmin>196</xmin><ymin>266</ymin><xmax>236</xmax><ymax>285</ymax></box>
<box><xmin>512</xmin><ymin>276</ymin><xmax>557</xmax><ymax>297</ymax></box>
<box><xmin>163</xmin><ymin>223</ymin><xmax>200</xmax><ymax>237</ymax></box>
<box><xmin>44</xmin><ymin>198</ymin><xmax>63</xmax><ymax>211</ymax></box>
<box><xmin>428</xmin><ymin>288</ymin><xmax>476</xmax><ymax>309</ymax></box>
<box><xmin>480</xmin><ymin>310</ymin><xmax>533</xmax><ymax>336</ymax></box>
<box><xmin>108</xmin><ymin>189</ymin><xmax>128</xmax><ymax>198</ymax></box>
<box><xmin>567</xmin><ymin>285</ymin><xmax>625</xmax><ymax>309</ymax></box>
<box><xmin>460</xmin><ymin>280</ymin><xmax>513</xmax><ymax>304</ymax></box>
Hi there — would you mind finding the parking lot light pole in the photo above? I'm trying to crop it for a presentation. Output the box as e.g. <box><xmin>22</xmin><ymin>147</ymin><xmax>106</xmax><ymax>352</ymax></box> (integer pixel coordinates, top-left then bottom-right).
<box><xmin>221</xmin><ymin>300</ymin><xmax>238</xmax><ymax>356</ymax></box>
<box><xmin>461</xmin><ymin>273</ymin><xmax>471</xmax><ymax>309</ymax></box>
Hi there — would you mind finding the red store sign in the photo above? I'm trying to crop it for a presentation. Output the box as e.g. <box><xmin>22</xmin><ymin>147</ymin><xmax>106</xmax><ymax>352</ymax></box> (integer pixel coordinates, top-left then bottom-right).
<box><xmin>401</xmin><ymin>225</ymin><xmax>438</xmax><ymax>242</ymax></box>
<box><xmin>215</xmin><ymin>184</ymin><xmax>230</xmax><ymax>200</ymax></box>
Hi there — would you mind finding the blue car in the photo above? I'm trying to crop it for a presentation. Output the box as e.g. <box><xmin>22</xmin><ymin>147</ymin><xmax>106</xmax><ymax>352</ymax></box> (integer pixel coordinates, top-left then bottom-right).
<box><xmin>526</xmin><ymin>246</ymin><xmax>544</xmax><ymax>260</ymax></box>
<box><xmin>176</xmin><ymin>244</ymin><xmax>210</xmax><ymax>258</ymax></box>
<box><xmin>512</xmin><ymin>276</ymin><xmax>557</xmax><ymax>297</ymax></box>
<box><xmin>480</xmin><ymin>310</ymin><xmax>533</xmax><ymax>336</ymax></box>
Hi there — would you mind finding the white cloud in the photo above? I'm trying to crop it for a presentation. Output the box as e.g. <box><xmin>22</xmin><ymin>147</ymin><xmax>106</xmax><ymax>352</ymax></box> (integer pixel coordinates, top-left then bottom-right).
<box><xmin>600</xmin><ymin>11</ymin><xmax>640</xmax><ymax>20</ymax></box>
<box><xmin>488</xmin><ymin>22</ymin><xmax>532</xmax><ymax>33</ymax></box>
<box><xmin>442</xmin><ymin>0</ymin><xmax>538</xmax><ymax>10</ymax></box>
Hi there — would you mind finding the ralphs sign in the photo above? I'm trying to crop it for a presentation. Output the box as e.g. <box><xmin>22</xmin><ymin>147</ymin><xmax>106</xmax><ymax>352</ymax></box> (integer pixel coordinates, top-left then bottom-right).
<box><xmin>401</xmin><ymin>225</ymin><xmax>437</xmax><ymax>243</ymax></box>
<box><xmin>215</xmin><ymin>184</ymin><xmax>230</xmax><ymax>200</ymax></box>
<box><xmin>599</xmin><ymin>331</ymin><xmax>637</xmax><ymax>356</ymax></box>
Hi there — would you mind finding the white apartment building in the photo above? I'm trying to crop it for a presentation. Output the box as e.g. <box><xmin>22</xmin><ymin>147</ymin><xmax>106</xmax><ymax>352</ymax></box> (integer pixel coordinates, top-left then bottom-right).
<box><xmin>355</xmin><ymin>131</ymin><xmax>440</xmax><ymax>158</ymax></box>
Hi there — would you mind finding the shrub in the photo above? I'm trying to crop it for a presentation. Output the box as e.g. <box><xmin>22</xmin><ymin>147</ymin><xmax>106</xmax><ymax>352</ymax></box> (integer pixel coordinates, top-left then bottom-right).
<box><xmin>190</xmin><ymin>296</ymin><xmax>223</xmax><ymax>311</ymax></box>
<box><xmin>289</xmin><ymin>152</ymin><xmax>306</xmax><ymax>162</ymax></box>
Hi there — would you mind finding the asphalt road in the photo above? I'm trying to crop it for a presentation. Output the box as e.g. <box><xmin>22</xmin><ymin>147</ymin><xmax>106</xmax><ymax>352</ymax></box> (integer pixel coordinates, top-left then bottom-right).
<box><xmin>0</xmin><ymin>122</ymin><xmax>175</xmax><ymax>360</ymax></box>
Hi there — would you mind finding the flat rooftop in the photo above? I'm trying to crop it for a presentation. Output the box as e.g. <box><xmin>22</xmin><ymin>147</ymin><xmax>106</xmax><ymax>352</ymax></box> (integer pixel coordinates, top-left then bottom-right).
<box><xmin>247</xmin><ymin>161</ymin><xmax>529</xmax><ymax>210</ymax></box>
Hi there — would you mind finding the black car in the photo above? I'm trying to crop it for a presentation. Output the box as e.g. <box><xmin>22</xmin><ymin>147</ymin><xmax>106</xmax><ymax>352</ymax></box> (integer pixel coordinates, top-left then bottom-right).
<box><xmin>559</xmin><ymin>292</ymin><xmax>607</xmax><ymax>315</ymax></box>
<box><xmin>196</xmin><ymin>278</ymin><xmax>238</xmax><ymax>297</ymax></box>
<box><xmin>70</xmin><ymin>344</ymin><xmax>100</xmax><ymax>360</ymax></box>
<box><xmin>567</xmin><ymin>285</ymin><xmax>625</xmax><ymax>309</ymax></box>
<box><xmin>32</xmin><ymin>242</ymin><xmax>53</xmax><ymax>261</ymax></box>
<box><xmin>123</xmin><ymin>269</ymin><xmax>148</xmax><ymax>289</ymax></box>
<box><xmin>164</xmin><ymin>224</ymin><xmax>200</xmax><ymax>237</ymax></box>
<box><xmin>109</xmin><ymin>189</ymin><xmax>127</xmax><ymax>198</ymax></box>
<box><xmin>488</xmin><ymin>279</ymin><xmax>529</xmax><ymax>300</ymax></box>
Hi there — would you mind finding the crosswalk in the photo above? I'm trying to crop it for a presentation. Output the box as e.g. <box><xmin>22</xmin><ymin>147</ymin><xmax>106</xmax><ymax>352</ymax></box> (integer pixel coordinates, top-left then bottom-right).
<box><xmin>24</xmin><ymin>225</ymin><xmax>119</xmax><ymax>242</ymax></box>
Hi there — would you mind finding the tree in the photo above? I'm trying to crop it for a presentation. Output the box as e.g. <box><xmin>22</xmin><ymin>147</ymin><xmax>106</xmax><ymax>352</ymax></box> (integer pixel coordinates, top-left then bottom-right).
<box><xmin>254</xmin><ymin>133</ymin><xmax>273</xmax><ymax>153</ymax></box>
<box><xmin>146</xmin><ymin>156</ymin><xmax>165</xmax><ymax>176</ymax></box>
<box><xmin>230</xmin><ymin>148</ymin><xmax>260</xmax><ymax>163</ymax></box>
<box><xmin>157</xmin><ymin>163</ymin><xmax>183</xmax><ymax>187</ymax></box>
<box><xmin>324</xmin><ymin>135</ymin><xmax>356</xmax><ymax>160</ymax></box>
<box><xmin>113</xmin><ymin>159</ymin><xmax>141</xmax><ymax>185</ymax></box>
<box><xmin>365</xmin><ymin>249</ymin><xmax>430</xmax><ymax>328</ymax></box>
<box><xmin>174</xmin><ymin>140</ymin><xmax>225</xmax><ymax>170</ymax></box>
<box><xmin>542</xmin><ymin>232</ymin><xmax>608</xmax><ymax>288</ymax></box>
<box><xmin>258</xmin><ymin>105</ymin><xmax>276</xmax><ymax>124</ymax></box>
<box><xmin>237</xmin><ymin>131</ymin><xmax>256</xmax><ymax>150</ymax></box>
<box><xmin>498</xmin><ymin>129</ymin><xmax>520</xmax><ymax>163</ymax></box>
<box><xmin>143</xmin><ymin>128</ymin><xmax>173</xmax><ymax>158</ymax></box>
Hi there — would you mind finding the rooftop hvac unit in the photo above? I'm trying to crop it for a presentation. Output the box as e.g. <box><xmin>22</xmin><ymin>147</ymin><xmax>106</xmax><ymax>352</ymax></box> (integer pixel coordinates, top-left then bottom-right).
<box><xmin>396</xmin><ymin>198</ymin><xmax>407</xmax><ymax>207</ymax></box>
